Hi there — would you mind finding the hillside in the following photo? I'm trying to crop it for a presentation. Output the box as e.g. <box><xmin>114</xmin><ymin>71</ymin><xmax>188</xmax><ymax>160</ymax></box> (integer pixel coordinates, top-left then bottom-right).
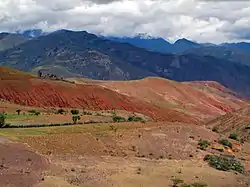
<box><xmin>184</xmin><ymin>45</ymin><xmax>250</xmax><ymax>66</ymax></box>
<box><xmin>0</xmin><ymin>67</ymin><xmax>198</xmax><ymax>123</ymax></box>
<box><xmin>69</xmin><ymin>77</ymin><xmax>247</xmax><ymax>119</ymax></box>
<box><xmin>207</xmin><ymin>106</ymin><xmax>250</xmax><ymax>142</ymax></box>
<box><xmin>0</xmin><ymin>33</ymin><xmax>29</xmax><ymax>51</ymax></box>
<box><xmin>1</xmin><ymin>30</ymin><xmax>250</xmax><ymax>96</ymax></box>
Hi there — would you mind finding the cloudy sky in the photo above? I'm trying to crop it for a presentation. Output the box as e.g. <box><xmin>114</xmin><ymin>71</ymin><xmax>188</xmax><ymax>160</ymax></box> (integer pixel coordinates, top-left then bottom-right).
<box><xmin>0</xmin><ymin>0</ymin><xmax>250</xmax><ymax>43</ymax></box>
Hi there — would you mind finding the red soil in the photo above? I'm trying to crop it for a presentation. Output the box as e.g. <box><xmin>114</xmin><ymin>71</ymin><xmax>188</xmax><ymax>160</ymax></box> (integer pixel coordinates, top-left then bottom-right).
<box><xmin>0</xmin><ymin>68</ymin><xmax>197</xmax><ymax>123</ymax></box>
<box><xmin>99</xmin><ymin>77</ymin><xmax>246</xmax><ymax>118</ymax></box>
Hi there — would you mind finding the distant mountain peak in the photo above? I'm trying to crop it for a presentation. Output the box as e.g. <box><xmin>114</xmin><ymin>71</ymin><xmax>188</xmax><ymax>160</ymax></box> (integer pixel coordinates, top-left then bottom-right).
<box><xmin>17</xmin><ymin>29</ymin><xmax>46</xmax><ymax>38</ymax></box>
<box><xmin>174</xmin><ymin>38</ymin><xmax>197</xmax><ymax>45</ymax></box>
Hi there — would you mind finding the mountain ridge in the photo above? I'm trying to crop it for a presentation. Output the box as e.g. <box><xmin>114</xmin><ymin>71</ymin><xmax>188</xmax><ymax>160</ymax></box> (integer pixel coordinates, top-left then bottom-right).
<box><xmin>1</xmin><ymin>29</ymin><xmax>250</xmax><ymax>96</ymax></box>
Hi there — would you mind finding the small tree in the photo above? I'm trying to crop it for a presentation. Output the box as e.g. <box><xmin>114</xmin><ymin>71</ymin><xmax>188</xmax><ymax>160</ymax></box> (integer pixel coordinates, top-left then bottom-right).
<box><xmin>57</xmin><ymin>108</ymin><xmax>65</xmax><ymax>114</ymax></box>
<box><xmin>198</xmin><ymin>140</ymin><xmax>210</xmax><ymax>150</ymax></box>
<box><xmin>16</xmin><ymin>109</ymin><xmax>21</xmax><ymax>115</ymax></box>
<box><xmin>171</xmin><ymin>178</ymin><xmax>184</xmax><ymax>187</ymax></box>
<box><xmin>0</xmin><ymin>113</ymin><xmax>6</xmax><ymax>128</ymax></box>
<box><xmin>229</xmin><ymin>133</ymin><xmax>238</xmax><ymax>141</ymax></box>
<box><xmin>71</xmin><ymin>110</ymin><xmax>79</xmax><ymax>115</ymax></box>
<box><xmin>72</xmin><ymin>115</ymin><xmax>81</xmax><ymax>124</ymax></box>
<box><xmin>218</xmin><ymin>139</ymin><xmax>232</xmax><ymax>148</ymax></box>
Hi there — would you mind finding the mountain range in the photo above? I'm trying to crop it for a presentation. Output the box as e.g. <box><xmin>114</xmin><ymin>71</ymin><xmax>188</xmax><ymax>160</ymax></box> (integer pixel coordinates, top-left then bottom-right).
<box><xmin>1</xmin><ymin>29</ymin><xmax>250</xmax><ymax>96</ymax></box>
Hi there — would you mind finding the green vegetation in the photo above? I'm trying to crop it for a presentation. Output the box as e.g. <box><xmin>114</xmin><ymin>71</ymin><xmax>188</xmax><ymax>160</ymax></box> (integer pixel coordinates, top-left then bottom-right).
<box><xmin>191</xmin><ymin>183</ymin><xmax>208</xmax><ymax>187</ymax></box>
<box><xmin>57</xmin><ymin>108</ymin><xmax>66</xmax><ymax>114</ymax></box>
<box><xmin>218</xmin><ymin>139</ymin><xmax>232</xmax><ymax>148</ymax></box>
<box><xmin>229</xmin><ymin>133</ymin><xmax>239</xmax><ymax>141</ymax></box>
<box><xmin>0</xmin><ymin>113</ymin><xmax>6</xmax><ymax>127</ymax></box>
<box><xmin>71</xmin><ymin>110</ymin><xmax>79</xmax><ymax>115</ymax></box>
<box><xmin>72</xmin><ymin>115</ymin><xmax>81</xmax><ymax>124</ymax></box>
<box><xmin>171</xmin><ymin>178</ymin><xmax>207</xmax><ymax>187</ymax></box>
<box><xmin>198</xmin><ymin>140</ymin><xmax>210</xmax><ymax>150</ymax></box>
<box><xmin>28</xmin><ymin>109</ymin><xmax>40</xmax><ymax>116</ymax></box>
<box><xmin>204</xmin><ymin>154</ymin><xmax>244</xmax><ymax>173</ymax></box>
<box><xmin>172</xmin><ymin>178</ymin><xmax>184</xmax><ymax>187</ymax></box>
<box><xmin>16</xmin><ymin>109</ymin><xmax>21</xmax><ymax>115</ymax></box>
<box><xmin>83</xmin><ymin>111</ymin><xmax>92</xmax><ymax>115</ymax></box>
<box><xmin>113</xmin><ymin>115</ymin><xmax>126</xmax><ymax>122</ymax></box>
<box><xmin>128</xmin><ymin>116</ymin><xmax>144</xmax><ymax>122</ymax></box>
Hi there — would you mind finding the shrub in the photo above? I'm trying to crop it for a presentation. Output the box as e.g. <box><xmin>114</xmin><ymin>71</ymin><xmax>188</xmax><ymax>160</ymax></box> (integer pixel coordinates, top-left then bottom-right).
<box><xmin>198</xmin><ymin>140</ymin><xmax>210</xmax><ymax>150</ymax></box>
<box><xmin>212</xmin><ymin>126</ymin><xmax>219</xmax><ymax>133</ymax></box>
<box><xmin>16</xmin><ymin>109</ymin><xmax>21</xmax><ymax>115</ymax></box>
<box><xmin>57</xmin><ymin>108</ymin><xmax>65</xmax><ymax>114</ymax></box>
<box><xmin>204</xmin><ymin>154</ymin><xmax>244</xmax><ymax>173</ymax></box>
<box><xmin>128</xmin><ymin>116</ymin><xmax>143</xmax><ymax>122</ymax></box>
<box><xmin>171</xmin><ymin>178</ymin><xmax>184</xmax><ymax>187</ymax></box>
<box><xmin>28</xmin><ymin>110</ymin><xmax>40</xmax><ymax>116</ymax></box>
<box><xmin>71</xmin><ymin>110</ymin><xmax>79</xmax><ymax>115</ymax></box>
<box><xmin>72</xmin><ymin>115</ymin><xmax>81</xmax><ymax>124</ymax></box>
<box><xmin>113</xmin><ymin>115</ymin><xmax>126</xmax><ymax>122</ymax></box>
<box><xmin>0</xmin><ymin>113</ymin><xmax>6</xmax><ymax>128</ymax></box>
<box><xmin>218</xmin><ymin>139</ymin><xmax>232</xmax><ymax>148</ymax></box>
<box><xmin>229</xmin><ymin>133</ymin><xmax>239</xmax><ymax>141</ymax></box>
<box><xmin>191</xmin><ymin>182</ymin><xmax>208</xmax><ymax>187</ymax></box>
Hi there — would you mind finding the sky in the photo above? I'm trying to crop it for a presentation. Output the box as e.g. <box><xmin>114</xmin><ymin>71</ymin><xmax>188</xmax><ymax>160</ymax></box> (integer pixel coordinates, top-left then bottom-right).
<box><xmin>0</xmin><ymin>0</ymin><xmax>250</xmax><ymax>43</ymax></box>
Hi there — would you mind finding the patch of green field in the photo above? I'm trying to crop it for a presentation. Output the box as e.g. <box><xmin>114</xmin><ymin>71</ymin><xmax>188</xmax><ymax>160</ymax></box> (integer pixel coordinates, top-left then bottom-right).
<box><xmin>5</xmin><ymin>113</ymin><xmax>39</xmax><ymax>124</ymax></box>
<box><xmin>0</xmin><ymin>122</ymin><xmax>150</xmax><ymax>138</ymax></box>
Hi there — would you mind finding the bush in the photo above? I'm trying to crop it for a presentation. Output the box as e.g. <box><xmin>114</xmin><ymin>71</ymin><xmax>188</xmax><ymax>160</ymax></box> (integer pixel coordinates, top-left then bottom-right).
<box><xmin>57</xmin><ymin>108</ymin><xmax>65</xmax><ymax>114</ymax></box>
<box><xmin>113</xmin><ymin>115</ymin><xmax>126</xmax><ymax>122</ymax></box>
<box><xmin>198</xmin><ymin>140</ymin><xmax>210</xmax><ymax>150</ymax></box>
<box><xmin>171</xmin><ymin>178</ymin><xmax>207</xmax><ymax>187</ymax></box>
<box><xmin>16</xmin><ymin>109</ymin><xmax>21</xmax><ymax>115</ymax></box>
<box><xmin>28</xmin><ymin>110</ymin><xmax>40</xmax><ymax>116</ymax></box>
<box><xmin>72</xmin><ymin>115</ymin><xmax>81</xmax><ymax>124</ymax></box>
<box><xmin>191</xmin><ymin>182</ymin><xmax>208</xmax><ymax>187</ymax></box>
<box><xmin>229</xmin><ymin>133</ymin><xmax>239</xmax><ymax>141</ymax></box>
<box><xmin>128</xmin><ymin>116</ymin><xmax>144</xmax><ymax>122</ymax></box>
<box><xmin>212</xmin><ymin>126</ymin><xmax>219</xmax><ymax>133</ymax></box>
<box><xmin>204</xmin><ymin>155</ymin><xmax>244</xmax><ymax>173</ymax></box>
<box><xmin>71</xmin><ymin>110</ymin><xmax>79</xmax><ymax>115</ymax></box>
<box><xmin>218</xmin><ymin>139</ymin><xmax>232</xmax><ymax>148</ymax></box>
<box><xmin>171</xmin><ymin>178</ymin><xmax>184</xmax><ymax>187</ymax></box>
<box><xmin>0</xmin><ymin>113</ymin><xmax>6</xmax><ymax>127</ymax></box>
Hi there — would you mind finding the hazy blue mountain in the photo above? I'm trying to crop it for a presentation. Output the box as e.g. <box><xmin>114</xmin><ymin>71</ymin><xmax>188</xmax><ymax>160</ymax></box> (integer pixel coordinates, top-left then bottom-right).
<box><xmin>0</xmin><ymin>33</ymin><xmax>29</xmax><ymax>51</ymax></box>
<box><xmin>107</xmin><ymin>35</ymin><xmax>200</xmax><ymax>53</ymax></box>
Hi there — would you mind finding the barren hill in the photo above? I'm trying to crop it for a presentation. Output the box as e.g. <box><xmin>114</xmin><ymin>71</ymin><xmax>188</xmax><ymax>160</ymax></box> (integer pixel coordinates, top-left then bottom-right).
<box><xmin>0</xmin><ymin>67</ymin><xmax>197</xmax><ymax>123</ymax></box>
<box><xmin>71</xmin><ymin>77</ymin><xmax>246</xmax><ymax>119</ymax></box>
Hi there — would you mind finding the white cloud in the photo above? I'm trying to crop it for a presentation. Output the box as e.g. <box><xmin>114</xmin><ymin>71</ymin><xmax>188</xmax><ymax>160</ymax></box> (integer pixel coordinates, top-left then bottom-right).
<box><xmin>0</xmin><ymin>0</ymin><xmax>250</xmax><ymax>43</ymax></box>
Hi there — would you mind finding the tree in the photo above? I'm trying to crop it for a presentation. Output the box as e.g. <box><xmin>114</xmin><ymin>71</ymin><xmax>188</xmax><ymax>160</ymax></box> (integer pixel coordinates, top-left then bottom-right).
<box><xmin>0</xmin><ymin>113</ymin><xmax>6</xmax><ymax>128</ymax></box>
<box><xmin>72</xmin><ymin>115</ymin><xmax>81</xmax><ymax>124</ymax></box>
<box><xmin>71</xmin><ymin>110</ymin><xmax>79</xmax><ymax>115</ymax></box>
<box><xmin>57</xmin><ymin>108</ymin><xmax>65</xmax><ymax>114</ymax></box>
<box><xmin>38</xmin><ymin>70</ymin><xmax>42</xmax><ymax>78</ymax></box>
<box><xmin>16</xmin><ymin>109</ymin><xmax>21</xmax><ymax>115</ymax></box>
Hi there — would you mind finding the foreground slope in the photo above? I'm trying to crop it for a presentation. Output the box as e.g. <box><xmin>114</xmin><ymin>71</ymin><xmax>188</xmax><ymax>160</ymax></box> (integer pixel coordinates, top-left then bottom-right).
<box><xmin>72</xmin><ymin>77</ymin><xmax>246</xmax><ymax>119</ymax></box>
<box><xmin>0</xmin><ymin>67</ymin><xmax>197</xmax><ymax>123</ymax></box>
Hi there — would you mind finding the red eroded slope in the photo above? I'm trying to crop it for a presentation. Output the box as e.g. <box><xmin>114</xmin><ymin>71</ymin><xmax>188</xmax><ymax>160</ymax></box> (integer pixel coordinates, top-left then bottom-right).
<box><xmin>97</xmin><ymin>77</ymin><xmax>246</xmax><ymax>118</ymax></box>
<box><xmin>0</xmin><ymin>68</ymin><xmax>197</xmax><ymax>123</ymax></box>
